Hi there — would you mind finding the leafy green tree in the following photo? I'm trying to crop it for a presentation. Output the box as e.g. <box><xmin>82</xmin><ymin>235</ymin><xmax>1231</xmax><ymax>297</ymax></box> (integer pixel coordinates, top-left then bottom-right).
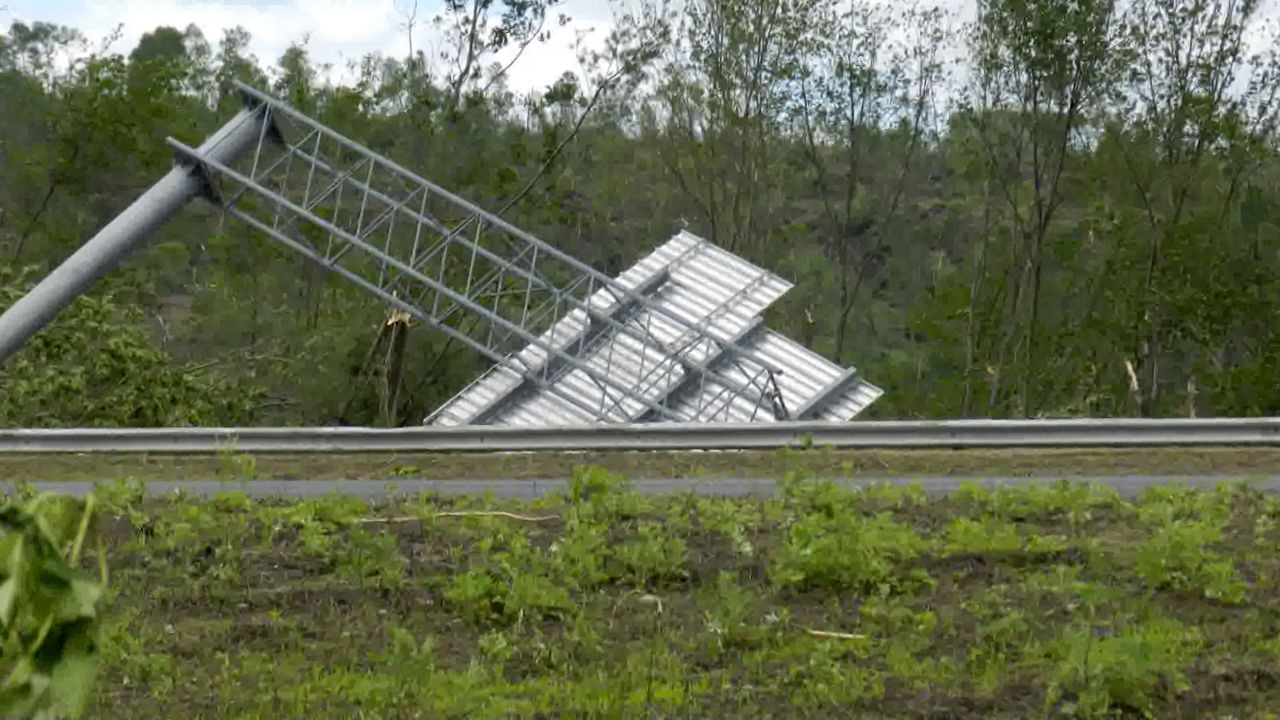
<box><xmin>963</xmin><ymin>0</ymin><xmax>1120</xmax><ymax>417</ymax></box>
<box><xmin>0</xmin><ymin>268</ymin><xmax>260</xmax><ymax>427</ymax></box>
<box><xmin>790</xmin><ymin>0</ymin><xmax>949</xmax><ymax>364</ymax></box>
<box><xmin>434</xmin><ymin>0</ymin><xmax>565</xmax><ymax>116</ymax></box>
<box><xmin>1103</xmin><ymin>0</ymin><xmax>1280</xmax><ymax>416</ymax></box>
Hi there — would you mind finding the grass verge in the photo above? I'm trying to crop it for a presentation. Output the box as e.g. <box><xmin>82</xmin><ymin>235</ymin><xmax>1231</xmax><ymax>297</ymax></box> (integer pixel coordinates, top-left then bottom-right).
<box><xmin>42</xmin><ymin>469</ymin><xmax>1280</xmax><ymax>718</ymax></box>
<box><xmin>5</xmin><ymin>445</ymin><xmax>1280</xmax><ymax>482</ymax></box>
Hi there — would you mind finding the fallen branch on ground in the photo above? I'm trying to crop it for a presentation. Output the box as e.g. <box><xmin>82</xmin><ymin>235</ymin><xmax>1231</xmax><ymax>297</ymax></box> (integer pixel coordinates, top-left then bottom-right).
<box><xmin>807</xmin><ymin>629</ymin><xmax>867</xmax><ymax>641</ymax></box>
<box><xmin>359</xmin><ymin>510</ymin><xmax>558</xmax><ymax>524</ymax></box>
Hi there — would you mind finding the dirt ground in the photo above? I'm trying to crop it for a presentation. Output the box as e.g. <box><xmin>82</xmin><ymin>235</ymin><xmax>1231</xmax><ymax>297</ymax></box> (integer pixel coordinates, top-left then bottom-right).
<box><xmin>7</xmin><ymin>445</ymin><xmax>1280</xmax><ymax>483</ymax></box>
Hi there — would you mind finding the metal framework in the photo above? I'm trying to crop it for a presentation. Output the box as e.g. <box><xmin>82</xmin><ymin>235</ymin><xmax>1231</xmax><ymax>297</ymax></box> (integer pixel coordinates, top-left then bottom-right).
<box><xmin>0</xmin><ymin>107</ymin><xmax>268</xmax><ymax>365</ymax></box>
<box><xmin>169</xmin><ymin>82</ymin><xmax>794</xmax><ymax>424</ymax></box>
<box><xmin>0</xmin><ymin>82</ymin><xmax>882</xmax><ymax>426</ymax></box>
<box><xmin>424</xmin><ymin>230</ymin><xmax>883</xmax><ymax>427</ymax></box>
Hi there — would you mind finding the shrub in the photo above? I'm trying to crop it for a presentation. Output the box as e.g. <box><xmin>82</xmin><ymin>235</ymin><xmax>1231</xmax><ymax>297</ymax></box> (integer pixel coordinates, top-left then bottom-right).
<box><xmin>771</xmin><ymin>511</ymin><xmax>927</xmax><ymax>593</ymax></box>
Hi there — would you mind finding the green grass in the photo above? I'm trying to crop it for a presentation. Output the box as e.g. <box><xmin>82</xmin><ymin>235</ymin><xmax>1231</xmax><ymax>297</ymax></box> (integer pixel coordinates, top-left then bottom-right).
<box><xmin>37</xmin><ymin>470</ymin><xmax>1280</xmax><ymax>718</ymax></box>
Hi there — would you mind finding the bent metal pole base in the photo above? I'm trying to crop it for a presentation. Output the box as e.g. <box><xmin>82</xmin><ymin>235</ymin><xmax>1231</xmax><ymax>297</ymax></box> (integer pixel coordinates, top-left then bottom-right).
<box><xmin>0</xmin><ymin>97</ymin><xmax>273</xmax><ymax>367</ymax></box>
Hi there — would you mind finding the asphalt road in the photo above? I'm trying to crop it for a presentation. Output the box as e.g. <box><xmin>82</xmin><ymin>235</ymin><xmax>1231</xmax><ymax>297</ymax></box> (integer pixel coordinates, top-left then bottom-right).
<box><xmin>7</xmin><ymin>474</ymin><xmax>1280</xmax><ymax>500</ymax></box>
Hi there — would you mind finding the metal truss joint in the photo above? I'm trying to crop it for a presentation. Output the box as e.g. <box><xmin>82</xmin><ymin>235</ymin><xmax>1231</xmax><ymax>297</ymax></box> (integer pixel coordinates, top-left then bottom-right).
<box><xmin>171</xmin><ymin>148</ymin><xmax>221</xmax><ymax>204</ymax></box>
<box><xmin>235</xmin><ymin>89</ymin><xmax>287</xmax><ymax>147</ymax></box>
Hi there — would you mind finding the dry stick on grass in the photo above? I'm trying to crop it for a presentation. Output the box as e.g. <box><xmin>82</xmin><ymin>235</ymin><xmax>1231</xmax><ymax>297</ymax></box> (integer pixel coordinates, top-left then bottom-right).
<box><xmin>359</xmin><ymin>510</ymin><xmax>558</xmax><ymax>524</ymax></box>
<box><xmin>806</xmin><ymin>629</ymin><xmax>867</xmax><ymax>641</ymax></box>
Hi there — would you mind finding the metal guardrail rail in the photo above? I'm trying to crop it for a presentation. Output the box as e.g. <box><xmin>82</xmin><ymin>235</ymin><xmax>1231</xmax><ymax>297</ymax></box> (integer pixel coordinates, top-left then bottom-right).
<box><xmin>1</xmin><ymin>419</ymin><xmax>1278</xmax><ymax>454</ymax></box>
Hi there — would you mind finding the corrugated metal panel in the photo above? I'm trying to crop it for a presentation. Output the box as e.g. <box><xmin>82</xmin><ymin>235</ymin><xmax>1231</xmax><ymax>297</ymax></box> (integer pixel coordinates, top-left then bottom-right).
<box><xmin>485</xmin><ymin>234</ymin><xmax>792</xmax><ymax>425</ymax></box>
<box><xmin>426</xmin><ymin>234</ymin><xmax>705</xmax><ymax>427</ymax></box>
<box><xmin>425</xmin><ymin>231</ymin><xmax>881</xmax><ymax>426</ymax></box>
<box><xmin>818</xmin><ymin>379</ymin><xmax>885</xmax><ymax>421</ymax></box>
<box><xmin>665</xmin><ymin>330</ymin><xmax>882</xmax><ymax>423</ymax></box>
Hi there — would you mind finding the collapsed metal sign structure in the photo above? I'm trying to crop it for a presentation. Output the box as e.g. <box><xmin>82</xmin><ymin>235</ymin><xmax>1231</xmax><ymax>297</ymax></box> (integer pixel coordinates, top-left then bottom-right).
<box><xmin>0</xmin><ymin>82</ymin><xmax>881</xmax><ymax>425</ymax></box>
<box><xmin>426</xmin><ymin>231</ymin><xmax>882</xmax><ymax>425</ymax></box>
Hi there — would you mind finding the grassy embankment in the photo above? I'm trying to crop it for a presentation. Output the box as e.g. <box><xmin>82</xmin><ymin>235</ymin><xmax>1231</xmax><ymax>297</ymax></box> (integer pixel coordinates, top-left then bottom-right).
<box><xmin>53</xmin><ymin>468</ymin><xmax>1280</xmax><ymax>718</ymax></box>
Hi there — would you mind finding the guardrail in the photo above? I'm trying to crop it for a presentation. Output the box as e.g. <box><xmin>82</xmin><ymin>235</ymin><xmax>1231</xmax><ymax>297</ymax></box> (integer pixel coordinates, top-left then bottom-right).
<box><xmin>1</xmin><ymin>418</ymin><xmax>1279</xmax><ymax>454</ymax></box>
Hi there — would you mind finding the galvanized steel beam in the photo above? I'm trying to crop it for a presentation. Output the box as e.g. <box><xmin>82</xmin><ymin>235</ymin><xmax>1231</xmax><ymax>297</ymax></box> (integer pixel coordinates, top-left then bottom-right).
<box><xmin>0</xmin><ymin>103</ymin><xmax>271</xmax><ymax>367</ymax></box>
<box><xmin>464</xmin><ymin>269</ymin><xmax>672</xmax><ymax>425</ymax></box>
<box><xmin>1</xmin><ymin>418</ymin><xmax>1279</xmax><ymax>454</ymax></box>
<box><xmin>222</xmin><ymin>81</ymin><xmax>783</xmax><ymax>423</ymax></box>
<box><xmin>165</xmin><ymin>136</ymin><xmax>696</xmax><ymax>424</ymax></box>
<box><xmin>230</xmin><ymin>81</ymin><xmax>781</xmax><ymax>381</ymax></box>
<box><xmin>631</xmin><ymin>317</ymin><xmax>768</xmax><ymax>423</ymax></box>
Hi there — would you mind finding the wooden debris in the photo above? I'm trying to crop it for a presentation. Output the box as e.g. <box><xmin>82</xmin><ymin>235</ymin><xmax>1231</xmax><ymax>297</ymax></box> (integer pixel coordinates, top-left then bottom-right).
<box><xmin>806</xmin><ymin>629</ymin><xmax>867</xmax><ymax>641</ymax></box>
<box><xmin>358</xmin><ymin>510</ymin><xmax>558</xmax><ymax>524</ymax></box>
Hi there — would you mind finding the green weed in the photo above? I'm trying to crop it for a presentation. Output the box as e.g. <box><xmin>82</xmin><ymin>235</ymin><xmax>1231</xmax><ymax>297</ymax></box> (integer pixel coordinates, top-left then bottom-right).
<box><xmin>771</xmin><ymin>510</ymin><xmax>928</xmax><ymax>593</ymax></box>
<box><xmin>614</xmin><ymin>520</ymin><xmax>689</xmax><ymax>587</ymax></box>
<box><xmin>943</xmin><ymin>515</ymin><xmax>1023</xmax><ymax>554</ymax></box>
<box><xmin>699</xmin><ymin>571</ymin><xmax>766</xmax><ymax>658</ymax></box>
<box><xmin>1135</xmin><ymin>518</ymin><xmax>1248</xmax><ymax>603</ymax></box>
<box><xmin>1044</xmin><ymin>618</ymin><xmax>1201</xmax><ymax>718</ymax></box>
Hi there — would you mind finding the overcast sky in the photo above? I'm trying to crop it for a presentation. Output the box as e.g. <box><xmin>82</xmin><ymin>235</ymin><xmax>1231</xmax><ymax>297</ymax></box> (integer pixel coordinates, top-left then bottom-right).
<box><xmin>3</xmin><ymin>0</ymin><xmax>1277</xmax><ymax>97</ymax></box>
<box><xmin>1</xmin><ymin>0</ymin><xmax>650</xmax><ymax>95</ymax></box>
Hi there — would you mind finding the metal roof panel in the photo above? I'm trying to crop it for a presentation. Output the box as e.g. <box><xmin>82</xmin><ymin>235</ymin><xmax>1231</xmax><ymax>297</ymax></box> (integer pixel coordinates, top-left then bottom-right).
<box><xmin>425</xmin><ymin>231</ymin><xmax>880</xmax><ymax>426</ymax></box>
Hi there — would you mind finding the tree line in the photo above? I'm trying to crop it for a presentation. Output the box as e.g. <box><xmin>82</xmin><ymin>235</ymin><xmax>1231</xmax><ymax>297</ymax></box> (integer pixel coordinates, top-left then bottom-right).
<box><xmin>1</xmin><ymin>0</ymin><xmax>1277</xmax><ymax>426</ymax></box>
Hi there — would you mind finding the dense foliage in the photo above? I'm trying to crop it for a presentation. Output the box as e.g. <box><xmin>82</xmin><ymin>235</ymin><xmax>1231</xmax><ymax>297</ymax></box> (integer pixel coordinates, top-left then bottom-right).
<box><xmin>1</xmin><ymin>0</ymin><xmax>1278</xmax><ymax>425</ymax></box>
<box><xmin>0</xmin><ymin>268</ymin><xmax>256</xmax><ymax>426</ymax></box>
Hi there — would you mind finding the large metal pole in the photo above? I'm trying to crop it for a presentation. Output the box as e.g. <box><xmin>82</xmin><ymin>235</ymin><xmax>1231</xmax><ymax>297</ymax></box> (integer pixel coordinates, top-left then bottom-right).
<box><xmin>0</xmin><ymin>106</ymin><xmax>268</xmax><ymax>366</ymax></box>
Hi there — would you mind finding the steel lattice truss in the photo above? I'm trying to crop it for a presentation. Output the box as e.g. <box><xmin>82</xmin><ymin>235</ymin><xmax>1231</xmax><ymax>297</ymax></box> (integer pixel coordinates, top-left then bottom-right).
<box><xmin>170</xmin><ymin>82</ymin><xmax>796</xmax><ymax>424</ymax></box>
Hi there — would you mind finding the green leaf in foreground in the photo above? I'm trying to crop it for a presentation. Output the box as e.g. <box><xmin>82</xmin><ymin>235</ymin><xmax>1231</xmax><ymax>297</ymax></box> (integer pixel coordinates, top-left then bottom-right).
<box><xmin>0</xmin><ymin>492</ymin><xmax>105</xmax><ymax>720</ymax></box>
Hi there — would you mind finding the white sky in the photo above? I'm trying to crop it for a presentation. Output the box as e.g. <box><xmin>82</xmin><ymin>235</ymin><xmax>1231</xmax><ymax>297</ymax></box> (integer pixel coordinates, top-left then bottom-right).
<box><xmin>1</xmin><ymin>0</ymin><xmax>626</xmax><ymax>95</ymax></box>
<box><xmin>2</xmin><ymin>0</ymin><xmax>1276</xmax><ymax>97</ymax></box>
